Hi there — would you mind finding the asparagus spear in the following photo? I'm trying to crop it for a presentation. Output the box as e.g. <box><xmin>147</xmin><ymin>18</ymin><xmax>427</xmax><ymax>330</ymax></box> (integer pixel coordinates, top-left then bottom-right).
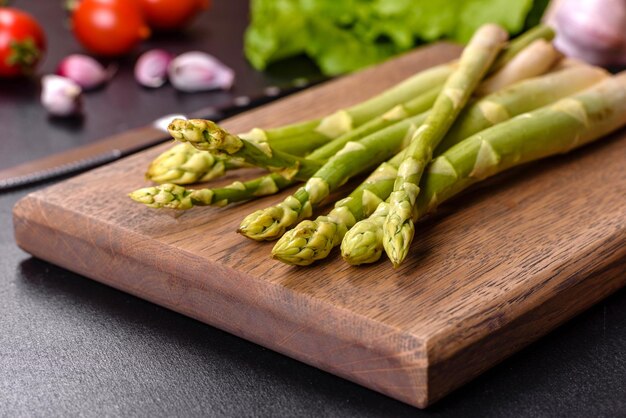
<box><xmin>343</xmin><ymin>73</ymin><xmax>626</xmax><ymax>265</ymax></box>
<box><xmin>129</xmin><ymin>173</ymin><xmax>294</xmax><ymax>209</ymax></box>
<box><xmin>477</xmin><ymin>39</ymin><xmax>561</xmax><ymax>96</ymax></box>
<box><xmin>146</xmin><ymin>127</ymin><xmax>342</xmax><ymax>185</ymax></box>
<box><xmin>134</xmin><ymin>63</ymin><xmax>605</xmax><ymax>214</ymax></box>
<box><xmin>138</xmin><ymin>87</ymin><xmax>440</xmax><ymax>206</ymax></box>
<box><xmin>146</xmin><ymin>143</ymin><xmax>250</xmax><ymax>185</ymax></box>
<box><xmin>272</xmin><ymin>154</ymin><xmax>402</xmax><ymax>264</ymax></box>
<box><xmin>488</xmin><ymin>24</ymin><xmax>555</xmax><ymax>74</ymax></box>
<box><xmin>239</xmin><ymin>114</ymin><xmax>426</xmax><ymax>241</ymax></box>
<box><xmin>168</xmin><ymin>119</ymin><xmax>324</xmax><ymax>182</ymax></box>
<box><xmin>383</xmin><ymin>24</ymin><xmax>508</xmax><ymax>267</ymax></box>
<box><xmin>435</xmin><ymin>65</ymin><xmax>608</xmax><ymax>153</ymax></box>
<box><xmin>248</xmin><ymin>63</ymin><xmax>453</xmax><ymax>144</ymax></box>
<box><xmin>341</xmin><ymin>201</ymin><xmax>390</xmax><ymax>265</ymax></box>
<box><xmin>272</xmin><ymin>65</ymin><xmax>607</xmax><ymax>265</ymax></box>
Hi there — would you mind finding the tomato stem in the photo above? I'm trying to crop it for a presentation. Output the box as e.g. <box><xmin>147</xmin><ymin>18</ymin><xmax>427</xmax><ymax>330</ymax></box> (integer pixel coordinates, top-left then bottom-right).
<box><xmin>6</xmin><ymin>37</ymin><xmax>41</xmax><ymax>74</ymax></box>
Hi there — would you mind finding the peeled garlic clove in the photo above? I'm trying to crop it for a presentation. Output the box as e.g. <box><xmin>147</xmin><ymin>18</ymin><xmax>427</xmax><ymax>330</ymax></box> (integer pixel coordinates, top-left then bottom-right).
<box><xmin>41</xmin><ymin>75</ymin><xmax>83</xmax><ymax>117</ymax></box>
<box><xmin>168</xmin><ymin>51</ymin><xmax>234</xmax><ymax>92</ymax></box>
<box><xmin>135</xmin><ymin>49</ymin><xmax>173</xmax><ymax>88</ymax></box>
<box><xmin>57</xmin><ymin>54</ymin><xmax>114</xmax><ymax>90</ymax></box>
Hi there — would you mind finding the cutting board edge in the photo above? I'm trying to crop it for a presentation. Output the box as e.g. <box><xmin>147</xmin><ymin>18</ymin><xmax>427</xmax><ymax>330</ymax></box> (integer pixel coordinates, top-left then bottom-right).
<box><xmin>425</xmin><ymin>241</ymin><xmax>626</xmax><ymax>405</ymax></box>
<box><xmin>12</xmin><ymin>192</ymin><xmax>433</xmax><ymax>408</ymax></box>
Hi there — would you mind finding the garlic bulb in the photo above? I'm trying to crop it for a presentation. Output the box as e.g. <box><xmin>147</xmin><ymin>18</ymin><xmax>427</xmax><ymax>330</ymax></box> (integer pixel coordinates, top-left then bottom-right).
<box><xmin>548</xmin><ymin>0</ymin><xmax>626</xmax><ymax>66</ymax></box>
<box><xmin>168</xmin><ymin>52</ymin><xmax>234</xmax><ymax>92</ymax></box>
<box><xmin>41</xmin><ymin>75</ymin><xmax>82</xmax><ymax>117</ymax></box>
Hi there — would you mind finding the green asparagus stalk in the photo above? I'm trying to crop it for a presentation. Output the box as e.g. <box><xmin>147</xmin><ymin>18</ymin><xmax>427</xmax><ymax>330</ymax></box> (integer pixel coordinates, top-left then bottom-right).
<box><xmin>146</xmin><ymin>143</ymin><xmax>250</xmax><ymax>185</ymax></box>
<box><xmin>167</xmin><ymin>83</ymin><xmax>443</xmax><ymax>167</ymax></box>
<box><xmin>341</xmin><ymin>201</ymin><xmax>390</xmax><ymax>265</ymax></box>
<box><xmin>238</xmin><ymin>114</ymin><xmax>426</xmax><ymax>241</ymax></box>
<box><xmin>138</xmin><ymin>87</ymin><xmax>440</xmax><ymax>206</ymax></box>
<box><xmin>272</xmin><ymin>154</ymin><xmax>403</xmax><ymax>264</ymax></box>
<box><xmin>250</xmin><ymin>63</ymin><xmax>453</xmax><ymax>143</ymax></box>
<box><xmin>436</xmin><ymin>65</ymin><xmax>608</xmax><ymax>153</ymax></box>
<box><xmin>129</xmin><ymin>173</ymin><xmax>294</xmax><ymax>209</ymax></box>
<box><xmin>384</xmin><ymin>24</ymin><xmax>508</xmax><ymax>267</ymax></box>
<box><xmin>343</xmin><ymin>73</ymin><xmax>626</xmax><ymax>265</ymax></box>
<box><xmin>271</xmin><ymin>65</ymin><xmax>607</xmax><ymax>265</ymax></box>
<box><xmin>135</xmin><ymin>64</ymin><xmax>605</xmax><ymax>215</ymax></box>
<box><xmin>146</xmin><ymin>127</ymin><xmax>342</xmax><ymax>185</ymax></box>
<box><xmin>168</xmin><ymin>119</ymin><xmax>324</xmax><ymax>182</ymax></box>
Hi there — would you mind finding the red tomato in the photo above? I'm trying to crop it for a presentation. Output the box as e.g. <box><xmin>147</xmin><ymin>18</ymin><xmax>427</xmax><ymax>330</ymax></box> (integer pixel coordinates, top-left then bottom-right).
<box><xmin>140</xmin><ymin>0</ymin><xmax>210</xmax><ymax>31</ymax></box>
<box><xmin>72</xmin><ymin>0</ymin><xmax>150</xmax><ymax>56</ymax></box>
<box><xmin>0</xmin><ymin>8</ymin><xmax>46</xmax><ymax>77</ymax></box>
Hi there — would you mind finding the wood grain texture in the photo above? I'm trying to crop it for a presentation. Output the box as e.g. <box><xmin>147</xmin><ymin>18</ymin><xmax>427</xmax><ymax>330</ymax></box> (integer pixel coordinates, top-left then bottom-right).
<box><xmin>12</xmin><ymin>43</ymin><xmax>626</xmax><ymax>408</ymax></box>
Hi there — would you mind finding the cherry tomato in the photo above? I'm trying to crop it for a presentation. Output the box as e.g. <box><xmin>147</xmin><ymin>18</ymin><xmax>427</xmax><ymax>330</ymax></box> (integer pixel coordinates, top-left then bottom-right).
<box><xmin>72</xmin><ymin>0</ymin><xmax>150</xmax><ymax>56</ymax></box>
<box><xmin>0</xmin><ymin>8</ymin><xmax>46</xmax><ymax>77</ymax></box>
<box><xmin>140</xmin><ymin>0</ymin><xmax>210</xmax><ymax>31</ymax></box>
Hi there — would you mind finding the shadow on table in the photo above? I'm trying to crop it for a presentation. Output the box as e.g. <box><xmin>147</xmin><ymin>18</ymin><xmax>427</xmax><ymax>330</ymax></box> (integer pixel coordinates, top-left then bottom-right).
<box><xmin>17</xmin><ymin>256</ymin><xmax>626</xmax><ymax>416</ymax></box>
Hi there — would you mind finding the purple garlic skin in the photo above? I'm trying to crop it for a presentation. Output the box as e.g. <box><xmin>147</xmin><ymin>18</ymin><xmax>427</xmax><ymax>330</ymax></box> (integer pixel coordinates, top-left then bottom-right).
<box><xmin>57</xmin><ymin>54</ymin><xmax>114</xmax><ymax>90</ymax></box>
<box><xmin>168</xmin><ymin>51</ymin><xmax>235</xmax><ymax>92</ymax></box>
<box><xmin>549</xmin><ymin>0</ymin><xmax>626</xmax><ymax>66</ymax></box>
<box><xmin>135</xmin><ymin>49</ymin><xmax>173</xmax><ymax>88</ymax></box>
<box><xmin>41</xmin><ymin>75</ymin><xmax>83</xmax><ymax>117</ymax></box>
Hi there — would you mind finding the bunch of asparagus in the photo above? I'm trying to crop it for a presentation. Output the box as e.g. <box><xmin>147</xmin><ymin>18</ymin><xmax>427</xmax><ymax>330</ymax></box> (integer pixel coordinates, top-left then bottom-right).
<box><xmin>130</xmin><ymin>24</ymin><xmax>626</xmax><ymax>268</ymax></box>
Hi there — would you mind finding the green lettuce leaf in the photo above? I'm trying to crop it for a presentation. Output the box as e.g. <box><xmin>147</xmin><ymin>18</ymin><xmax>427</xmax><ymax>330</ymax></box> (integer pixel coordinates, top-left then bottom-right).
<box><xmin>245</xmin><ymin>0</ymin><xmax>547</xmax><ymax>76</ymax></box>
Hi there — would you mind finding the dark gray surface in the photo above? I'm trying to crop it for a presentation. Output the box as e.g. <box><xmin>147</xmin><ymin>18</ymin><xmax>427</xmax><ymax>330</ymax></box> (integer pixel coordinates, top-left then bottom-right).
<box><xmin>1</xmin><ymin>0</ymin><xmax>626</xmax><ymax>416</ymax></box>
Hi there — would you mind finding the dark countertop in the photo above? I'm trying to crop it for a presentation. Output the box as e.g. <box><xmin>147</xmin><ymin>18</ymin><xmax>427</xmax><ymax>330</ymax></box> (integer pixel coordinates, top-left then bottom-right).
<box><xmin>2</xmin><ymin>1</ymin><xmax>625</xmax><ymax>416</ymax></box>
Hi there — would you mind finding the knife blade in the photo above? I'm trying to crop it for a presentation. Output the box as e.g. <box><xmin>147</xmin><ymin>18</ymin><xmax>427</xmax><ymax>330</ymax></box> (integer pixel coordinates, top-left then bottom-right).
<box><xmin>0</xmin><ymin>78</ymin><xmax>322</xmax><ymax>192</ymax></box>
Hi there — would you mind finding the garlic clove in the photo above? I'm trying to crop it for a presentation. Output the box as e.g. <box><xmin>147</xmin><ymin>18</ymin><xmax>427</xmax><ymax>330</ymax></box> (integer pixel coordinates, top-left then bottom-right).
<box><xmin>57</xmin><ymin>54</ymin><xmax>115</xmax><ymax>90</ymax></box>
<box><xmin>168</xmin><ymin>51</ymin><xmax>235</xmax><ymax>93</ymax></box>
<box><xmin>41</xmin><ymin>75</ymin><xmax>83</xmax><ymax>117</ymax></box>
<box><xmin>135</xmin><ymin>49</ymin><xmax>173</xmax><ymax>88</ymax></box>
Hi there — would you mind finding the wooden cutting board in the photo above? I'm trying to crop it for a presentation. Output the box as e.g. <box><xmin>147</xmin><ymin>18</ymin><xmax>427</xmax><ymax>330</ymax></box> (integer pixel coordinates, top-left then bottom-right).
<box><xmin>13</xmin><ymin>43</ymin><xmax>626</xmax><ymax>408</ymax></box>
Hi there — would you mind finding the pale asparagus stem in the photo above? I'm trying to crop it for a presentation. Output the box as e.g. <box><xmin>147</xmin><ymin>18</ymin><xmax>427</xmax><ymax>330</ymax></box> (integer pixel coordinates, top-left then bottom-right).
<box><xmin>384</xmin><ymin>24</ymin><xmax>509</xmax><ymax>267</ymax></box>
<box><xmin>271</xmin><ymin>65</ymin><xmax>609</xmax><ymax>265</ymax></box>
<box><xmin>168</xmin><ymin>119</ymin><xmax>323</xmax><ymax>181</ymax></box>
<box><xmin>477</xmin><ymin>39</ymin><xmax>562</xmax><ymax>96</ymax></box>
<box><xmin>129</xmin><ymin>172</ymin><xmax>294</xmax><ymax>209</ymax></box>
<box><xmin>344</xmin><ymin>73</ymin><xmax>626</xmax><ymax>265</ymax></box>
<box><xmin>550</xmin><ymin>57</ymin><xmax>587</xmax><ymax>71</ymax></box>
<box><xmin>489</xmin><ymin>25</ymin><xmax>556</xmax><ymax>74</ymax></box>
<box><xmin>184</xmin><ymin>24</ymin><xmax>551</xmax><ymax>146</ymax></box>
<box><xmin>238</xmin><ymin>114</ymin><xmax>426</xmax><ymax>241</ymax></box>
